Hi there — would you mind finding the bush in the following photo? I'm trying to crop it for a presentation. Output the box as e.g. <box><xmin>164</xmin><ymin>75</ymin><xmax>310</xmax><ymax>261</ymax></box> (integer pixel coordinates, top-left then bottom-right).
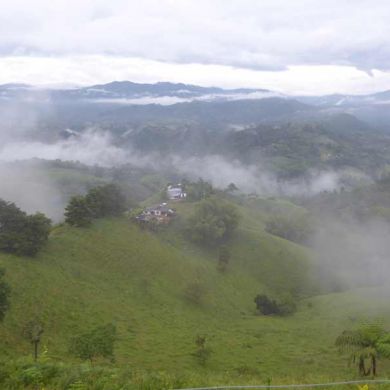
<box><xmin>254</xmin><ymin>294</ymin><xmax>296</xmax><ymax>316</ymax></box>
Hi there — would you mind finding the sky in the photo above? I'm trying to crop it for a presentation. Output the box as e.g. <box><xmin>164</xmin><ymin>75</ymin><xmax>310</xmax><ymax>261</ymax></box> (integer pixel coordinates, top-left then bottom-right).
<box><xmin>1</xmin><ymin>0</ymin><xmax>390</xmax><ymax>94</ymax></box>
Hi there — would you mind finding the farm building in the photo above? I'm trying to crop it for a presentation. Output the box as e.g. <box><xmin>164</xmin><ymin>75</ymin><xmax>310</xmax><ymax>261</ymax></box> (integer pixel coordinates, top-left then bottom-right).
<box><xmin>136</xmin><ymin>203</ymin><xmax>176</xmax><ymax>224</ymax></box>
<box><xmin>167</xmin><ymin>184</ymin><xmax>187</xmax><ymax>200</ymax></box>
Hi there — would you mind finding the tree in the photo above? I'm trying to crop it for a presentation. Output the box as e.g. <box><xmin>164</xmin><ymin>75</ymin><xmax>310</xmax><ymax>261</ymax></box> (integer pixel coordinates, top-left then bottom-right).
<box><xmin>0</xmin><ymin>200</ymin><xmax>51</xmax><ymax>256</ymax></box>
<box><xmin>64</xmin><ymin>196</ymin><xmax>92</xmax><ymax>227</ymax></box>
<box><xmin>187</xmin><ymin>197</ymin><xmax>240</xmax><ymax>245</ymax></box>
<box><xmin>23</xmin><ymin>320</ymin><xmax>44</xmax><ymax>361</ymax></box>
<box><xmin>70</xmin><ymin>323</ymin><xmax>117</xmax><ymax>364</ymax></box>
<box><xmin>336</xmin><ymin>322</ymin><xmax>390</xmax><ymax>376</ymax></box>
<box><xmin>217</xmin><ymin>245</ymin><xmax>230</xmax><ymax>272</ymax></box>
<box><xmin>0</xmin><ymin>268</ymin><xmax>10</xmax><ymax>322</ymax></box>
<box><xmin>85</xmin><ymin>184</ymin><xmax>126</xmax><ymax>218</ymax></box>
<box><xmin>18</xmin><ymin>213</ymin><xmax>52</xmax><ymax>256</ymax></box>
<box><xmin>186</xmin><ymin>179</ymin><xmax>214</xmax><ymax>201</ymax></box>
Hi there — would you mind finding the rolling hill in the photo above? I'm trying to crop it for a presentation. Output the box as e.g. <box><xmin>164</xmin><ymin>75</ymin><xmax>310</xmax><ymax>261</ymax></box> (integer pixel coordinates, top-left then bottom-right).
<box><xmin>0</xmin><ymin>197</ymin><xmax>390</xmax><ymax>388</ymax></box>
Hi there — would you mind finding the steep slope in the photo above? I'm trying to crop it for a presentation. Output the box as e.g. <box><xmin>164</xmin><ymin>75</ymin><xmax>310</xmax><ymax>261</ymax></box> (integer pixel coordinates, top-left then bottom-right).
<box><xmin>0</xmin><ymin>205</ymin><xmax>313</xmax><ymax>371</ymax></box>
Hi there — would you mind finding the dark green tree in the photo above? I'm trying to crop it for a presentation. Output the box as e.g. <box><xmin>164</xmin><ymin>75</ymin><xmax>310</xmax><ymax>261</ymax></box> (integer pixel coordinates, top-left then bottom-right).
<box><xmin>18</xmin><ymin>213</ymin><xmax>52</xmax><ymax>256</ymax></box>
<box><xmin>64</xmin><ymin>196</ymin><xmax>92</xmax><ymax>227</ymax></box>
<box><xmin>70</xmin><ymin>323</ymin><xmax>117</xmax><ymax>364</ymax></box>
<box><xmin>187</xmin><ymin>197</ymin><xmax>240</xmax><ymax>245</ymax></box>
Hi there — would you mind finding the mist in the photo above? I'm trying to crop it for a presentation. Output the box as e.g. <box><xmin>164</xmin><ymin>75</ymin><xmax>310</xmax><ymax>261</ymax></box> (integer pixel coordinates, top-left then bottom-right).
<box><xmin>309</xmin><ymin>214</ymin><xmax>390</xmax><ymax>294</ymax></box>
<box><xmin>0</xmin><ymin>162</ymin><xmax>66</xmax><ymax>222</ymax></box>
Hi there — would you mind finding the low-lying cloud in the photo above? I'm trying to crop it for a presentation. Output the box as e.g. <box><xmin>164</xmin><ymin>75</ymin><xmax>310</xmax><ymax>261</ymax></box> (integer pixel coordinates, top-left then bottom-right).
<box><xmin>0</xmin><ymin>129</ymin><xmax>350</xmax><ymax>198</ymax></box>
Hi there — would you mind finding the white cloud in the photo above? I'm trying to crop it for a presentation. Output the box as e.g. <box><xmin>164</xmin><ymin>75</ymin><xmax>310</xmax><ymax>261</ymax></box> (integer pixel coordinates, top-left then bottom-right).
<box><xmin>0</xmin><ymin>0</ymin><xmax>389</xmax><ymax>71</ymax></box>
<box><xmin>0</xmin><ymin>1</ymin><xmax>389</xmax><ymax>93</ymax></box>
<box><xmin>1</xmin><ymin>55</ymin><xmax>390</xmax><ymax>95</ymax></box>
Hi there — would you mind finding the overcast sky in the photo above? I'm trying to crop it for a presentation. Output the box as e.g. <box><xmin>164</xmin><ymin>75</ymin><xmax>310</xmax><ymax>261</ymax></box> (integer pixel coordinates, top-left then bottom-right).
<box><xmin>1</xmin><ymin>0</ymin><xmax>390</xmax><ymax>94</ymax></box>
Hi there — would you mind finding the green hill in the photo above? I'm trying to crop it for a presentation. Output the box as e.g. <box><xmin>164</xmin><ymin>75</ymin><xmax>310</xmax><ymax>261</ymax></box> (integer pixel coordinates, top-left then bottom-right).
<box><xmin>1</xmin><ymin>199</ymin><xmax>390</xmax><ymax>388</ymax></box>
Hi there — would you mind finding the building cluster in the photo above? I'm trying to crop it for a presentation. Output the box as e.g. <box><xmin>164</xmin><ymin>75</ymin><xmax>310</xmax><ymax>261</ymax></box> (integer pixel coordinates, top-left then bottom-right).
<box><xmin>134</xmin><ymin>184</ymin><xmax>186</xmax><ymax>225</ymax></box>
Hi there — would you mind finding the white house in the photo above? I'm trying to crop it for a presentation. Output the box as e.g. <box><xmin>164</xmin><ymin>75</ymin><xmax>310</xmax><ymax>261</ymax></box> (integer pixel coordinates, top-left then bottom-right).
<box><xmin>167</xmin><ymin>184</ymin><xmax>187</xmax><ymax>200</ymax></box>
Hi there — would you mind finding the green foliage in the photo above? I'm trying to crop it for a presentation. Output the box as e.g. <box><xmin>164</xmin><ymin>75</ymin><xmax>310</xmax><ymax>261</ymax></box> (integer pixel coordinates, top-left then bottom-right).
<box><xmin>85</xmin><ymin>184</ymin><xmax>127</xmax><ymax>218</ymax></box>
<box><xmin>185</xmin><ymin>179</ymin><xmax>215</xmax><ymax>201</ymax></box>
<box><xmin>254</xmin><ymin>294</ymin><xmax>296</xmax><ymax>316</ymax></box>
<box><xmin>0</xmin><ymin>199</ymin><xmax>51</xmax><ymax>256</ymax></box>
<box><xmin>64</xmin><ymin>196</ymin><xmax>92</xmax><ymax>227</ymax></box>
<box><xmin>0</xmin><ymin>268</ymin><xmax>10</xmax><ymax>322</ymax></box>
<box><xmin>65</xmin><ymin>184</ymin><xmax>127</xmax><ymax>227</ymax></box>
<box><xmin>336</xmin><ymin>321</ymin><xmax>390</xmax><ymax>376</ymax></box>
<box><xmin>187</xmin><ymin>197</ymin><xmax>240</xmax><ymax>245</ymax></box>
<box><xmin>70</xmin><ymin>323</ymin><xmax>117</xmax><ymax>363</ymax></box>
<box><xmin>265</xmin><ymin>212</ymin><xmax>313</xmax><ymax>244</ymax></box>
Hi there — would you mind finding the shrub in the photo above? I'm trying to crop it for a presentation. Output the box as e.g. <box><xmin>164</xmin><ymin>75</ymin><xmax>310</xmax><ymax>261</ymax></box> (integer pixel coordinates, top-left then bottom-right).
<box><xmin>254</xmin><ymin>294</ymin><xmax>296</xmax><ymax>316</ymax></box>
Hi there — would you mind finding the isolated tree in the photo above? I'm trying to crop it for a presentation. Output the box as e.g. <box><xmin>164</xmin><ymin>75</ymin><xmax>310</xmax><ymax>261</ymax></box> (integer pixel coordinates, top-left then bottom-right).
<box><xmin>70</xmin><ymin>323</ymin><xmax>117</xmax><ymax>364</ymax></box>
<box><xmin>336</xmin><ymin>322</ymin><xmax>390</xmax><ymax>376</ymax></box>
<box><xmin>187</xmin><ymin>197</ymin><xmax>240</xmax><ymax>245</ymax></box>
<box><xmin>0</xmin><ymin>268</ymin><xmax>10</xmax><ymax>322</ymax></box>
<box><xmin>23</xmin><ymin>320</ymin><xmax>44</xmax><ymax>361</ymax></box>
<box><xmin>64</xmin><ymin>196</ymin><xmax>92</xmax><ymax>227</ymax></box>
<box><xmin>217</xmin><ymin>245</ymin><xmax>230</xmax><ymax>272</ymax></box>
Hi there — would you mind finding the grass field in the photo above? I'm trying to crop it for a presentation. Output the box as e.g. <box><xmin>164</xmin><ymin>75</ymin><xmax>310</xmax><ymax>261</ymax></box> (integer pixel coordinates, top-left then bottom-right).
<box><xmin>0</xmin><ymin>198</ymin><xmax>389</xmax><ymax>388</ymax></box>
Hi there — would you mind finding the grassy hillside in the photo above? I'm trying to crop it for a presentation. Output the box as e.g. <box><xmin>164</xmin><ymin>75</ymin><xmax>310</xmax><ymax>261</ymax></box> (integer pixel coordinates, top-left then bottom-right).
<box><xmin>0</xmin><ymin>199</ymin><xmax>390</xmax><ymax>387</ymax></box>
